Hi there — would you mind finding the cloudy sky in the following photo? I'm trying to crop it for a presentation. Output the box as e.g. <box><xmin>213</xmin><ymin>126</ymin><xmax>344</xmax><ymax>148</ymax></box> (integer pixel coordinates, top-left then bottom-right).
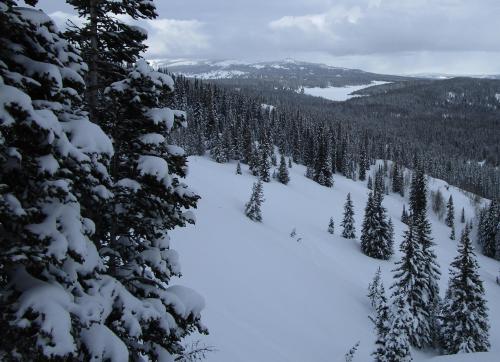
<box><xmin>36</xmin><ymin>0</ymin><xmax>500</xmax><ymax>75</ymax></box>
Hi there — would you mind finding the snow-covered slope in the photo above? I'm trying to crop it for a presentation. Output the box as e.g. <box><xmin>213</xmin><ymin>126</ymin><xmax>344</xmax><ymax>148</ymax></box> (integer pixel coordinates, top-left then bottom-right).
<box><xmin>171</xmin><ymin>156</ymin><xmax>500</xmax><ymax>362</ymax></box>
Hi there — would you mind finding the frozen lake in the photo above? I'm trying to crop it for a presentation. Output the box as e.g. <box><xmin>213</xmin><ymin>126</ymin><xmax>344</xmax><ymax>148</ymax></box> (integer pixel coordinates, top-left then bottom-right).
<box><xmin>303</xmin><ymin>81</ymin><xmax>390</xmax><ymax>101</ymax></box>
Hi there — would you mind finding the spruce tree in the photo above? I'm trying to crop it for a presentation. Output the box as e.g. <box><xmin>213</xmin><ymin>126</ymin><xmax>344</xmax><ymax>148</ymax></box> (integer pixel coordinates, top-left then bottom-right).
<box><xmin>361</xmin><ymin>192</ymin><xmax>393</xmax><ymax>260</ymax></box>
<box><xmin>288</xmin><ymin>157</ymin><xmax>292</xmax><ymax>168</ymax></box>
<box><xmin>277</xmin><ymin>154</ymin><xmax>290</xmax><ymax>184</ymax></box>
<box><xmin>478</xmin><ymin>201</ymin><xmax>500</xmax><ymax>258</ymax></box>
<box><xmin>450</xmin><ymin>224</ymin><xmax>456</xmax><ymax>240</ymax></box>
<box><xmin>236</xmin><ymin>160</ymin><xmax>242</xmax><ymax>174</ymax></box>
<box><xmin>384</xmin><ymin>298</ymin><xmax>413</xmax><ymax>362</ymax></box>
<box><xmin>102</xmin><ymin>60</ymin><xmax>205</xmax><ymax>360</ymax></box>
<box><xmin>372</xmin><ymin>283</ymin><xmax>392</xmax><ymax>362</ymax></box>
<box><xmin>66</xmin><ymin>0</ymin><xmax>157</xmax><ymax>123</ymax></box>
<box><xmin>245</xmin><ymin>180</ymin><xmax>264</xmax><ymax>222</ymax></box>
<box><xmin>445</xmin><ymin>195</ymin><xmax>455</xmax><ymax>227</ymax></box>
<box><xmin>391</xmin><ymin>222</ymin><xmax>430</xmax><ymax>348</ymax></box>
<box><xmin>440</xmin><ymin>226</ymin><xmax>490</xmax><ymax>354</ymax></box>
<box><xmin>328</xmin><ymin>217</ymin><xmax>335</xmax><ymax>234</ymax></box>
<box><xmin>401</xmin><ymin>205</ymin><xmax>409</xmax><ymax>224</ymax></box>
<box><xmin>341</xmin><ymin>193</ymin><xmax>356</xmax><ymax>239</ymax></box>
<box><xmin>368</xmin><ymin>267</ymin><xmax>383</xmax><ymax>309</ymax></box>
<box><xmin>0</xmin><ymin>4</ymin><xmax>113</xmax><ymax>358</ymax></box>
<box><xmin>258</xmin><ymin>144</ymin><xmax>271</xmax><ymax>182</ymax></box>
<box><xmin>460</xmin><ymin>207</ymin><xmax>465</xmax><ymax>223</ymax></box>
<box><xmin>367</xmin><ymin>175</ymin><xmax>373</xmax><ymax>190</ymax></box>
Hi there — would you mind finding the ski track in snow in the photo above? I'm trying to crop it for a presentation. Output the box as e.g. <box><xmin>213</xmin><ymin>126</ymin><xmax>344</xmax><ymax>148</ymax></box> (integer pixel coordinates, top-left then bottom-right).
<box><xmin>170</xmin><ymin>156</ymin><xmax>500</xmax><ymax>362</ymax></box>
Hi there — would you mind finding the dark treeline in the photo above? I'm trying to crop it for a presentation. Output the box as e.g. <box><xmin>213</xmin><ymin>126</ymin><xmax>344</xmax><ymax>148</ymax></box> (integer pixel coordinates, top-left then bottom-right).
<box><xmin>169</xmin><ymin>75</ymin><xmax>500</xmax><ymax>201</ymax></box>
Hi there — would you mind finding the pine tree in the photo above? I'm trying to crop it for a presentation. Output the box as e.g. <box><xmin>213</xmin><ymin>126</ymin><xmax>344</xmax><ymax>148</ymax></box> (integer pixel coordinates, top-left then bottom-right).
<box><xmin>450</xmin><ymin>224</ymin><xmax>456</xmax><ymax>240</ymax></box>
<box><xmin>328</xmin><ymin>217</ymin><xmax>335</xmax><ymax>234</ymax></box>
<box><xmin>460</xmin><ymin>207</ymin><xmax>465</xmax><ymax>223</ymax></box>
<box><xmin>367</xmin><ymin>175</ymin><xmax>373</xmax><ymax>190</ymax></box>
<box><xmin>478</xmin><ymin>201</ymin><xmax>500</xmax><ymax>258</ymax></box>
<box><xmin>245</xmin><ymin>180</ymin><xmax>264</xmax><ymax>222</ymax></box>
<box><xmin>384</xmin><ymin>298</ymin><xmax>413</xmax><ymax>362</ymax></box>
<box><xmin>368</xmin><ymin>267</ymin><xmax>383</xmax><ymax>309</ymax></box>
<box><xmin>258</xmin><ymin>143</ymin><xmax>271</xmax><ymax>182</ymax></box>
<box><xmin>361</xmin><ymin>192</ymin><xmax>393</xmax><ymax>260</ymax></box>
<box><xmin>66</xmin><ymin>0</ymin><xmax>157</xmax><ymax>123</ymax></box>
<box><xmin>236</xmin><ymin>160</ymin><xmax>242</xmax><ymax>174</ymax></box>
<box><xmin>277</xmin><ymin>154</ymin><xmax>290</xmax><ymax>184</ymax></box>
<box><xmin>391</xmin><ymin>222</ymin><xmax>430</xmax><ymax>348</ymax></box>
<box><xmin>372</xmin><ymin>283</ymin><xmax>391</xmax><ymax>362</ymax></box>
<box><xmin>288</xmin><ymin>157</ymin><xmax>292</xmax><ymax>168</ymax></box>
<box><xmin>0</xmin><ymin>4</ymin><xmax>113</xmax><ymax>358</ymax></box>
<box><xmin>102</xmin><ymin>60</ymin><xmax>205</xmax><ymax>360</ymax></box>
<box><xmin>440</xmin><ymin>226</ymin><xmax>490</xmax><ymax>354</ymax></box>
<box><xmin>359</xmin><ymin>148</ymin><xmax>367</xmax><ymax>181</ymax></box>
<box><xmin>341</xmin><ymin>193</ymin><xmax>356</xmax><ymax>239</ymax></box>
<box><xmin>401</xmin><ymin>205</ymin><xmax>409</xmax><ymax>224</ymax></box>
<box><xmin>445</xmin><ymin>195</ymin><xmax>455</xmax><ymax>227</ymax></box>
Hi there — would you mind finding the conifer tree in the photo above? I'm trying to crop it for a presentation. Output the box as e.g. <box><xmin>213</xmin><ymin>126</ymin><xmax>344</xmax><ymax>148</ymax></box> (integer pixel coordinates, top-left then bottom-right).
<box><xmin>401</xmin><ymin>205</ymin><xmax>409</xmax><ymax>224</ymax></box>
<box><xmin>0</xmin><ymin>3</ymin><xmax>114</xmax><ymax>358</ymax></box>
<box><xmin>478</xmin><ymin>201</ymin><xmax>500</xmax><ymax>258</ymax></box>
<box><xmin>288</xmin><ymin>157</ymin><xmax>292</xmax><ymax>168</ymax></box>
<box><xmin>341</xmin><ymin>193</ymin><xmax>356</xmax><ymax>239</ymax></box>
<box><xmin>328</xmin><ymin>217</ymin><xmax>335</xmax><ymax>234</ymax></box>
<box><xmin>445</xmin><ymin>195</ymin><xmax>455</xmax><ymax>227</ymax></box>
<box><xmin>102</xmin><ymin>60</ymin><xmax>205</xmax><ymax>360</ymax></box>
<box><xmin>391</xmin><ymin>222</ymin><xmax>430</xmax><ymax>348</ymax></box>
<box><xmin>460</xmin><ymin>207</ymin><xmax>465</xmax><ymax>223</ymax></box>
<box><xmin>236</xmin><ymin>160</ymin><xmax>242</xmax><ymax>174</ymax></box>
<box><xmin>66</xmin><ymin>0</ymin><xmax>157</xmax><ymax>123</ymax></box>
<box><xmin>450</xmin><ymin>224</ymin><xmax>456</xmax><ymax>240</ymax></box>
<box><xmin>359</xmin><ymin>148</ymin><xmax>367</xmax><ymax>181</ymax></box>
<box><xmin>361</xmin><ymin>192</ymin><xmax>393</xmax><ymax>260</ymax></box>
<box><xmin>372</xmin><ymin>283</ymin><xmax>392</xmax><ymax>362</ymax></box>
<box><xmin>245</xmin><ymin>180</ymin><xmax>264</xmax><ymax>222</ymax></box>
<box><xmin>384</xmin><ymin>298</ymin><xmax>413</xmax><ymax>362</ymax></box>
<box><xmin>368</xmin><ymin>267</ymin><xmax>383</xmax><ymax>309</ymax></box>
<box><xmin>258</xmin><ymin>144</ymin><xmax>271</xmax><ymax>182</ymax></box>
<box><xmin>277</xmin><ymin>154</ymin><xmax>290</xmax><ymax>184</ymax></box>
<box><xmin>367</xmin><ymin>175</ymin><xmax>373</xmax><ymax>190</ymax></box>
<box><xmin>440</xmin><ymin>226</ymin><xmax>490</xmax><ymax>354</ymax></box>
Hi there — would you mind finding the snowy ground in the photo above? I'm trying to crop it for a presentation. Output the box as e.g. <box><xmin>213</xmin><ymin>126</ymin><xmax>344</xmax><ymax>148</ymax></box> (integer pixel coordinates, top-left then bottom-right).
<box><xmin>303</xmin><ymin>81</ymin><xmax>390</xmax><ymax>101</ymax></box>
<box><xmin>170</xmin><ymin>156</ymin><xmax>500</xmax><ymax>362</ymax></box>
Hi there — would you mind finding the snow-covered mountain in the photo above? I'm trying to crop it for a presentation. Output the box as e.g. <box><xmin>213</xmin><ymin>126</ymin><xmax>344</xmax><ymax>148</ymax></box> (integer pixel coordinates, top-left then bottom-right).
<box><xmin>171</xmin><ymin>156</ymin><xmax>500</xmax><ymax>362</ymax></box>
<box><xmin>149</xmin><ymin>58</ymin><xmax>410</xmax><ymax>88</ymax></box>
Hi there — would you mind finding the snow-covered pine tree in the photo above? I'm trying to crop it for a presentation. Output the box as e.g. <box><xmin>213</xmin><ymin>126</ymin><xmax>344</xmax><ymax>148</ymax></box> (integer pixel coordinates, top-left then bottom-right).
<box><xmin>478</xmin><ymin>201</ymin><xmax>500</xmax><ymax>258</ymax></box>
<box><xmin>341</xmin><ymin>193</ymin><xmax>356</xmax><ymax>239</ymax></box>
<box><xmin>450</xmin><ymin>224</ymin><xmax>455</xmax><ymax>240</ymax></box>
<box><xmin>361</xmin><ymin>192</ymin><xmax>392</xmax><ymax>260</ymax></box>
<box><xmin>401</xmin><ymin>205</ymin><xmax>409</xmax><ymax>224</ymax></box>
<box><xmin>258</xmin><ymin>143</ymin><xmax>271</xmax><ymax>182</ymax></box>
<box><xmin>440</xmin><ymin>226</ymin><xmax>490</xmax><ymax>354</ymax></box>
<box><xmin>288</xmin><ymin>157</ymin><xmax>292</xmax><ymax>168</ymax></box>
<box><xmin>460</xmin><ymin>207</ymin><xmax>465</xmax><ymax>223</ymax></box>
<box><xmin>445</xmin><ymin>195</ymin><xmax>455</xmax><ymax>227</ymax></box>
<box><xmin>372</xmin><ymin>282</ymin><xmax>391</xmax><ymax>362</ymax></box>
<box><xmin>328</xmin><ymin>217</ymin><xmax>335</xmax><ymax>234</ymax></box>
<box><xmin>391</xmin><ymin>221</ymin><xmax>430</xmax><ymax>349</ymax></box>
<box><xmin>409</xmin><ymin>163</ymin><xmax>441</xmax><ymax>347</ymax></box>
<box><xmin>0</xmin><ymin>3</ymin><xmax>113</xmax><ymax>358</ymax></box>
<box><xmin>102</xmin><ymin>60</ymin><xmax>205</xmax><ymax>360</ymax></box>
<box><xmin>384</xmin><ymin>298</ymin><xmax>413</xmax><ymax>362</ymax></box>
<box><xmin>368</xmin><ymin>267</ymin><xmax>383</xmax><ymax>309</ymax></box>
<box><xmin>66</xmin><ymin>0</ymin><xmax>156</xmax><ymax>123</ymax></box>
<box><xmin>236</xmin><ymin>160</ymin><xmax>242</xmax><ymax>174</ymax></box>
<box><xmin>367</xmin><ymin>175</ymin><xmax>373</xmax><ymax>190</ymax></box>
<box><xmin>245</xmin><ymin>179</ymin><xmax>264</xmax><ymax>222</ymax></box>
<box><xmin>359</xmin><ymin>147</ymin><xmax>367</xmax><ymax>181</ymax></box>
<box><xmin>277</xmin><ymin>154</ymin><xmax>290</xmax><ymax>184</ymax></box>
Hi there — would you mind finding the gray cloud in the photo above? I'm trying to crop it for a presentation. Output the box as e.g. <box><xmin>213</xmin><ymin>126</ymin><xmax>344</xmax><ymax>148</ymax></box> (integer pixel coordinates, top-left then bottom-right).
<box><xmin>34</xmin><ymin>0</ymin><xmax>500</xmax><ymax>74</ymax></box>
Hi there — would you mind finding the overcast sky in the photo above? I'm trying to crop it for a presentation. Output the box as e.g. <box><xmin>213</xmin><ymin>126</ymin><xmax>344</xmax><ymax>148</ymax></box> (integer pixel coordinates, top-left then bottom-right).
<box><xmin>35</xmin><ymin>0</ymin><xmax>500</xmax><ymax>75</ymax></box>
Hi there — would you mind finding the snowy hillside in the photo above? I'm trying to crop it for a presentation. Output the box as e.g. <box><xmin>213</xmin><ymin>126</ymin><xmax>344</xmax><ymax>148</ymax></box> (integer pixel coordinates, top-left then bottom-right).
<box><xmin>171</xmin><ymin>156</ymin><xmax>500</xmax><ymax>362</ymax></box>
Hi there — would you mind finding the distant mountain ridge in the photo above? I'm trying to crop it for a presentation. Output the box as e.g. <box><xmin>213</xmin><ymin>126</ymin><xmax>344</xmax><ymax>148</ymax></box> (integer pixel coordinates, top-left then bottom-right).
<box><xmin>149</xmin><ymin>58</ymin><xmax>410</xmax><ymax>88</ymax></box>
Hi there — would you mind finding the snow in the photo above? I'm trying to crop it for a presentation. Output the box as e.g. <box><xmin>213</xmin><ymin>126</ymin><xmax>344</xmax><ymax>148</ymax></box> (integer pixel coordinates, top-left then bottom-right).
<box><xmin>303</xmin><ymin>81</ymin><xmax>390</xmax><ymax>101</ymax></box>
<box><xmin>170</xmin><ymin>156</ymin><xmax>500</xmax><ymax>362</ymax></box>
<box><xmin>183</xmin><ymin>70</ymin><xmax>247</xmax><ymax>79</ymax></box>
<box><xmin>137</xmin><ymin>155</ymin><xmax>169</xmax><ymax>182</ymax></box>
<box><xmin>495</xmin><ymin>93</ymin><xmax>500</xmax><ymax>102</ymax></box>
